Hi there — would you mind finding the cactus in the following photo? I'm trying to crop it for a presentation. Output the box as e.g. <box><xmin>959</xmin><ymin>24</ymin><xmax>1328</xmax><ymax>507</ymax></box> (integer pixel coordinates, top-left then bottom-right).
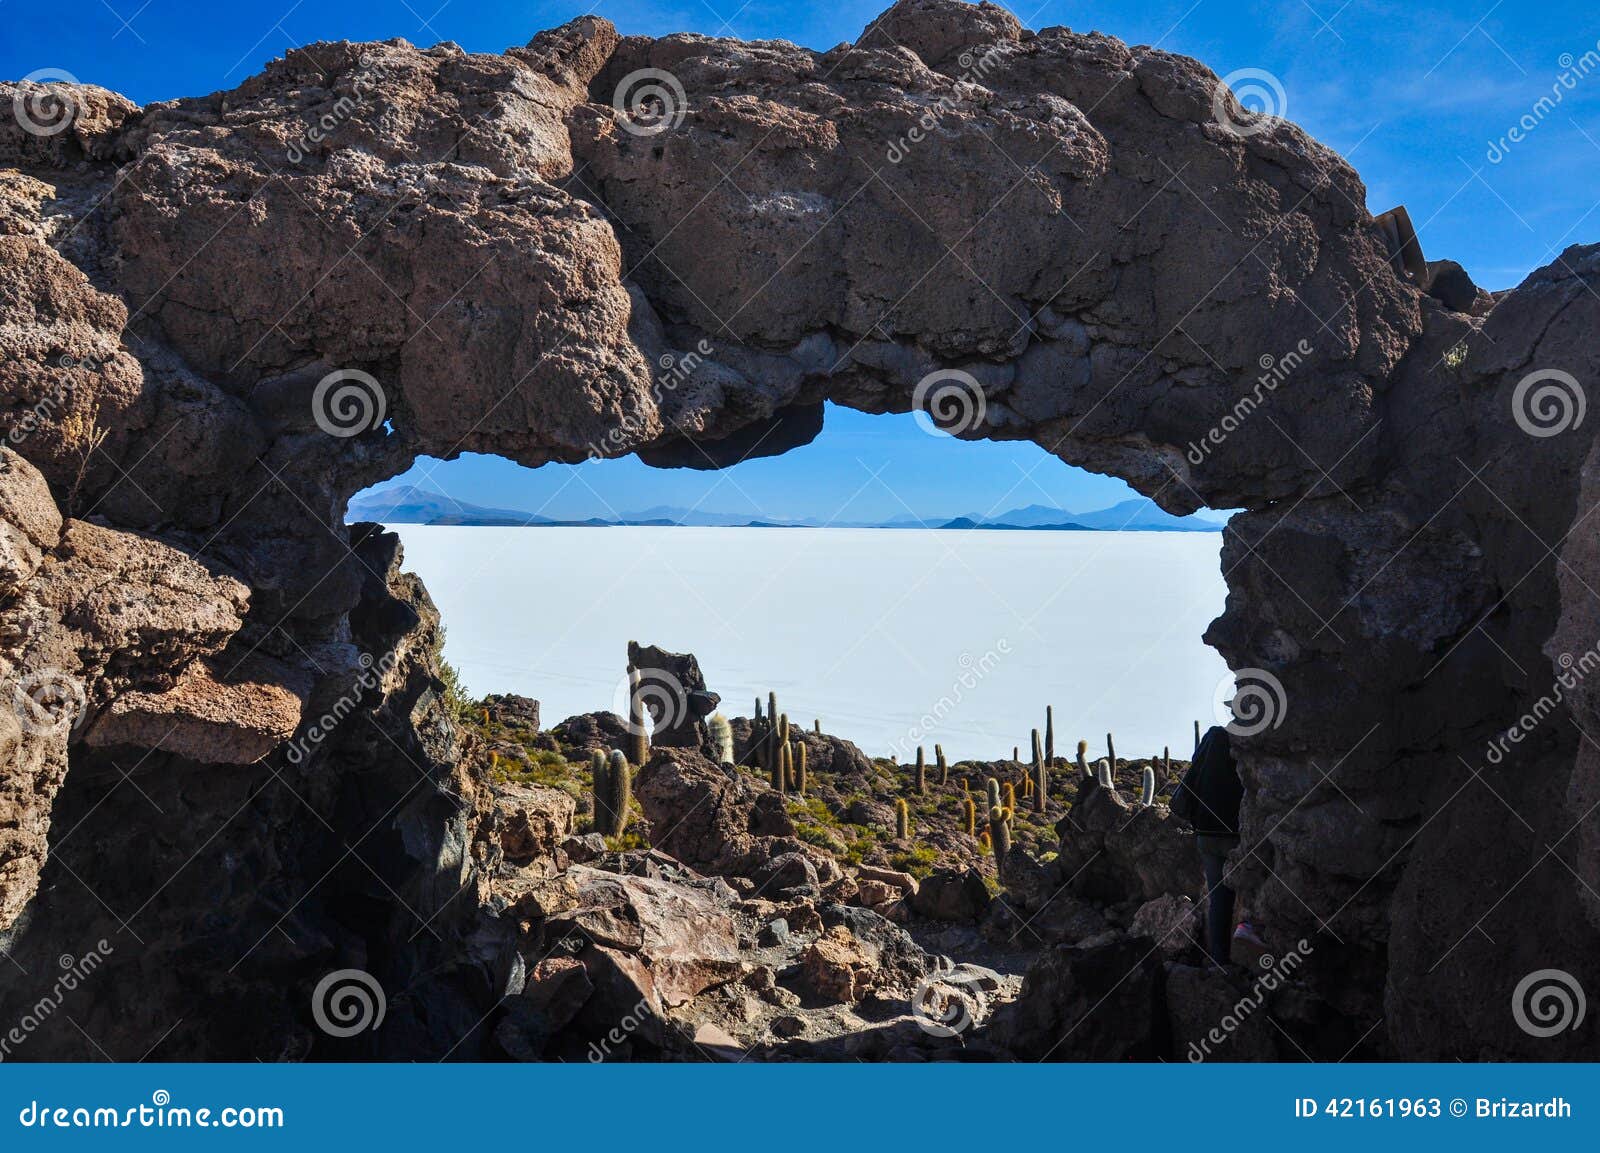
<box><xmin>962</xmin><ymin>776</ymin><xmax>970</xmax><ymax>794</ymax></box>
<box><xmin>985</xmin><ymin>777</ymin><xmax>1001</xmax><ymax>811</ymax></box>
<box><xmin>989</xmin><ymin>804</ymin><xmax>1011</xmax><ymax>874</ymax></box>
<box><xmin>1076</xmin><ymin>738</ymin><xmax>1091</xmax><ymax>781</ymax></box>
<box><xmin>936</xmin><ymin>744</ymin><xmax>948</xmax><ymax>786</ymax></box>
<box><xmin>795</xmin><ymin>742</ymin><xmax>808</xmax><ymax>795</ymax></box>
<box><xmin>978</xmin><ymin>828</ymin><xmax>991</xmax><ymax>850</ymax></box>
<box><xmin>915</xmin><ymin>747</ymin><xmax>927</xmax><ymax>795</ymax></box>
<box><xmin>1045</xmin><ymin>705</ymin><xmax>1056</xmax><ymax>765</ymax></box>
<box><xmin>708</xmin><ymin>713</ymin><xmax>734</xmax><ymax>766</ymax></box>
<box><xmin>606</xmin><ymin>749</ymin><xmax>632</xmax><ymax>836</ymax></box>
<box><xmin>1163</xmin><ymin>746</ymin><xmax>1171</xmax><ymax>790</ymax></box>
<box><xmin>1097</xmin><ymin>758</ymin><xmax>1113</xmax><ymax>790</ymax></box>
<box><xmin>1141</xmin><ymin>765</ymin><xmax>1156</xmax><ymax>807</ymax></box>
<box><xmin>814</xmin><ymin>718</ymin><xmax>821</xmax><ymax>735</ymax></box>
<box><xmin>963</xmin><ymin>794</ymin><xmax>976</xmax><ymax>836</ymax></box>
<box><xmin>1012</xmin><ymin>745</ymin><xmax>1019</xmax><ymax>763</ymax></box>
<box><xmin>1034</xmin><ymin>746</ymin><xmax>1047</xmax><ymax>812</ymax></box>
<box><xmin>1031</xmin><ymin>727</ymin><xmax>1043</xmax><ymax>774</ymax></box>
<box><xmin>1004</xmin><ymin>781</ymin><xmax>1017</xmax><ymax>811</ymax></box>
<box><xmin>621</xmin><ymin>665</ymin><xmax>646</xmax><ymax>767</ymax></box>
<box><xmin>1194</xmin><ymin>719</ymin><xmax>1201</xmax><ymax>752</ymax></box>
<box><xmin>591</xmin><ymin>749</ymin><xmax>611</xmax><ymax>832</ymax></box>
<box><xmin>772</xmin><ymin>741</ymin><xmax>787</xmax><ymax>795</ymax></box>
<box><xmin>1106</xmin><ymin>731</ymin><xmax>1117</xmax><ymax>772</ymax></box>
<box><xmin>895</xmin><ymin>798</ymin><xmax>910</xmax><ymax>839</ymax></box>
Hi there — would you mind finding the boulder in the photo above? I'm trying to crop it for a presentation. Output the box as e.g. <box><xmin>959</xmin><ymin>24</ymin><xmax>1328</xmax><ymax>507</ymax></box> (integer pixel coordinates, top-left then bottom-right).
<box><xmin>912</xmin><ymin>867</ymin><xmax>991</xmax><ymax>922</ymax></box>
<box><xmin>493</xmin><ymin>782</ymin><xmax>577</xmax><ymax>866</ymax></box>
<box><xmin>986</xmin><ymin>937</ymin><xmax>1168</xmax><ymax>1060</ymax></box>
<box><xmin>635</xmin><ymin>746</ymin><xmax>795</xmax><ymax>877</ymax></box>
<box><xmin>1130</xmin><ymin>894</ymin><xmax>1200</xmax><ymax>958</ymax></box>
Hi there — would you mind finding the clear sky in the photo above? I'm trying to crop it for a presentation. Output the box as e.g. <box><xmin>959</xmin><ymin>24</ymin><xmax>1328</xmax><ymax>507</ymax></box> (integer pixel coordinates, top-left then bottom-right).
<box><xmin>6</xmin><ymin>0</ymin><xmax>1596</xmax><ymax>519</ymax></box>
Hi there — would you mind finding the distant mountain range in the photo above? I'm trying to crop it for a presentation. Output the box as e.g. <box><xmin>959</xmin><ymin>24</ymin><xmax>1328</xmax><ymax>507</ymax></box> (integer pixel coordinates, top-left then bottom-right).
<box><xmin>347</xmin><ymin>485</ymin><xmax>1226</xmax><ymax>532</ymax></box>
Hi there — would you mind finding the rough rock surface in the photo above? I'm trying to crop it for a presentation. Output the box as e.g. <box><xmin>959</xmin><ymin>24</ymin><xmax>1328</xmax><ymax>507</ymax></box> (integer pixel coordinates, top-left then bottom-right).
<box><xmin>0</xmin><ymin>0</ymin><xmax>1596</xmax><ymax>1059</ymax></box>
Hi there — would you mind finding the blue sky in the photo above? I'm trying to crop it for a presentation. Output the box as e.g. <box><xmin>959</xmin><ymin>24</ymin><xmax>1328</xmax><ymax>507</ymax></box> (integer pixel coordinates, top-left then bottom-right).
<box><xmin>5</xmin><ymin>0</ymin><xmax>1596</xmax><ymax>519</ymax></box>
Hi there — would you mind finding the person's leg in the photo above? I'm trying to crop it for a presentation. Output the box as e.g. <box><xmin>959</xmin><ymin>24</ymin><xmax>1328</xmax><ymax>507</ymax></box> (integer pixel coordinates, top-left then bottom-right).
<box><xmin>1200</xmin><ymin>852</ymin><xmax>1236</xmax><ymax>966</ymax></box>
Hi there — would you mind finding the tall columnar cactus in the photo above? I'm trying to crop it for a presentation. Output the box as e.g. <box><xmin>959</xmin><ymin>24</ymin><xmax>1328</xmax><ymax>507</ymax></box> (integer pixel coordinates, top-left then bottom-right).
<box><xmin>768</xmin><ymin>692</ymin><xmax>779</xmax><ymax>764</ymax></box>
<box><xmin>795</xmin><ymin>742</ymin><xmax>808</xmax><ymax>795</ymax></box>
<box><xmin>591</xmin><ymin>749</ymin><xmax>611</xmax><ymax>832</ymax></box>
<box><xmin>895</xmin><ymin>798</ymin><xmax>910</xmax><ymax>840</ymax></box>
<box><xmin>1045</xmin><ymin>706</ymin><xmax>1056</xmax><ymax>765</ymax></box>
<box><xmin>963</xmin><ymin>794</ymin><xmax>976</xmax><ymax>836</ymax></box>
<box><xmin>1163</xmin><ymin>746</ymin><xmax>1171</xmax><ymax>787</ymax></box>
<box><xmin>1031</xmin><ymin>728</ymin><xmax>1043</xmax><ymax>776</ymax></box>
<box><xmin>989</xmin><ymin>804</ymin><xmax>1011</xmax><ymax>875</ymax></box>
<box><xmin>1012</xmin><ymin>745</ymin><xmax>1019</xmax><ymax>763</ymax></box>
<box><xmin>814</xmin><ymin>718</ymin><xmax>821</xmax><ymax>735</ymax></box>
<box><xmin>772</xmin><ymin>741</ymin><xmax>788</xmax><ymax>795</ymax></box>
<box><xmin>606</xmin><ymin>748</ymin><xmax>632</xmax><ymax>836</ymax></box>
<box><xmin>708</xmin><ymin>713</ymin><xmax>734</xmax><ymax>767</ymax></box>
<box><xmin>627</xmin><ymin>665</ymin><xmax>648</xmax><ymax>767</ymax></box>
<box><xmin>1141</xmin><ymin>765</ymin><xmax>1156</xmax><ymax>807</ymax></box>
<box><xmin>985</xmin><ymin>777</ymin><xmax>1001</xmax><ymax>811</ymax></box>
<box><xmin>915</xmin><ymin>747</ymin><xmax>927</xmax><ymax>795</ymax></box>
<box><xmin>936</xmin><ymin>744</ymin><xmax>947</xmax><ymax>786</ymax></box>
<box><xmin>1076</xmin><ymin>739</ymin><xmax>1090</xmax><ymax>781</ymax></box>
<box><xmin>1034</xmin><ymin>744</ymin><xmax>1048</xmax><ymax>813</ymax></box>
<box><xmin>1004</xmin><ymin>781</ymin><xmax>1017</xmax><ymax>811</ymax></box>
<box><xmin>1097</xmin><ymin>758</ymin><xmax>1113</xmax><ymax>790</ymax></box>
<box><xmin>1194</xmin><ymin>719</ymin><xmax>1201</xmax><ymax>752</ymax></box>
<box><xmin>1106</xmin><ymin>731</ymin><xmax>1117</xmax><ymax>771</ymax></box>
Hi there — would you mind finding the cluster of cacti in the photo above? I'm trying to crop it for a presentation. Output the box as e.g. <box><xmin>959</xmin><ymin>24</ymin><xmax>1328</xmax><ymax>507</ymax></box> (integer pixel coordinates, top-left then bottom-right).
<box><xmin>1141</xmin><ymin>765</ymin><xmax>1156</xmax><ymax>807</ymax></box>
<box><xmin>627</xmin><ymin>665</ymin><xmax>649</xmax><ymax>767</ymax></box>
<box><xmin>936</xmin><ymin>744</ymin><xmax>948</xmax><ymax>786</ymax></box>
<box><xmin>895</xmin><ymin>798</ymin><xmax>910</xmax><ymax>839</ymax></box>
<box><xmin>1045</xmin><ymin>705</ymin><xmax>1056</xmax><ymax>765</ymax></box>
<box><xmin>591</xmin><ymin>748</ymin><xmax>632</xmax><ymax>836</ymax></box>
<box><xmin>708</xmin><ymin>713</ymin><xmax>734</xmax><ymax>767</ymax></box>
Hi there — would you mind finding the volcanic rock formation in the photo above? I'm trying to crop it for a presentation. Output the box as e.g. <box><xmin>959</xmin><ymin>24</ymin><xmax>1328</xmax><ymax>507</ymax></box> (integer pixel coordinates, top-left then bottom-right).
<box><xmin>0</xmin><ymin>0</ymin><xmax>1597</xmax><ymax>1058</ymax></box>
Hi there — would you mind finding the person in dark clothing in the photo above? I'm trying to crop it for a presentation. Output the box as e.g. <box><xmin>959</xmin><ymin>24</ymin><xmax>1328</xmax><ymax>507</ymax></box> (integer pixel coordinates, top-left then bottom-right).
<box><xmin>1171</xmin><ymin>725</ymin><xmax>1244</xmax><ymax>967</ymax></box>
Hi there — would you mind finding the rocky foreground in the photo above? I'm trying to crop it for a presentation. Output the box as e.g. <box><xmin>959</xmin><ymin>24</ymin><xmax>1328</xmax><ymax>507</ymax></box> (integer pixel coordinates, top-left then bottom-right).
<box><xmin>466</xmin><ymin>680</ymin><xmax>1271</xmax><ymax>1061</ymax></box>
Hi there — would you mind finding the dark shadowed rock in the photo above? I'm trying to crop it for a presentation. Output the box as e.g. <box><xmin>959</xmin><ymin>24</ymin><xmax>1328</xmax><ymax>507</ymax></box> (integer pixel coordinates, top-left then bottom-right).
<box><xmin>986</xmin><ymin>938</ymin><xmax>1167</xmax><ymax>1060</ymax></box>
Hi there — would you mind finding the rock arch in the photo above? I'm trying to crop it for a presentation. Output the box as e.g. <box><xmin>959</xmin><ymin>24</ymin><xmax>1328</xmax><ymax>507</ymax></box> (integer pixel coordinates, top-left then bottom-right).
<box><xmin>0</xmin><ymin>0</ymin><xmax>1596</xmax><ymax>1058</ymax></box>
